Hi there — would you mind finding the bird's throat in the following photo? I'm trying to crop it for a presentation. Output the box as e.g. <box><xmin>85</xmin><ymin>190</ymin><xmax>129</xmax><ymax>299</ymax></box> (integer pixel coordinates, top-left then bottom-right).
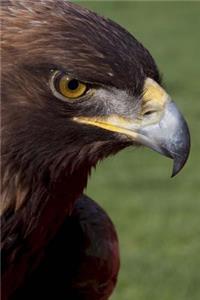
<box><xmin>1</xmin><ymin>164</ymin><xmax>90</xmax><ymax>298</ymax></box>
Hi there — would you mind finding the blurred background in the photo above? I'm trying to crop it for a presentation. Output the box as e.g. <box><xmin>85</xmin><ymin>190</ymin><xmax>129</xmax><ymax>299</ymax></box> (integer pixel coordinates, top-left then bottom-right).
<box><xmin>75</xmin><ymin>2</ymin><xmax>200</xmax><ymax>299</ymax></box>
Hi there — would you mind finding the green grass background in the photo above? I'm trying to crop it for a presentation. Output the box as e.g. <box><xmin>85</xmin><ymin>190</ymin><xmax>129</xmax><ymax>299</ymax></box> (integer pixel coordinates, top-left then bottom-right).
<box><xmin>75</xmin><ymin>2</ymin><xmax>200</xmax><ymax>299</ymax></box>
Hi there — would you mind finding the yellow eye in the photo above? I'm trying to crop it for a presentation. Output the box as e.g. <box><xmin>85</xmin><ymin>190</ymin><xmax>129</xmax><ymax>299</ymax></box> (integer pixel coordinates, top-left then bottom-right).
<box><xmin>59</xmin><ymin>75</ymin><xmax>86</xmax><ymax>99</ymax></box>
<box><xmin>51</xmin><ymin>71</ymin><xmax>87</xmax><ymax>100</ymax></box>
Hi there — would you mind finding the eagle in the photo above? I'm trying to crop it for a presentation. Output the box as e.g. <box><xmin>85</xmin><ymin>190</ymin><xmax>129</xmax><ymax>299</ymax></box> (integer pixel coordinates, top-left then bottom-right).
<box><xmin>1</xmin><ymin>0</ymin><xmax>190</xmax><ymax>299</ymax></box>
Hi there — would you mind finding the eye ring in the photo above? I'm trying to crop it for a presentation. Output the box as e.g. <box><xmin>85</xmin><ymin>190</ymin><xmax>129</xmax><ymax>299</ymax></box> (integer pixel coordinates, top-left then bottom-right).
<box><xmin>50</xmin><ymin>71</ymin><xmax>88</xmax><ymax>101</ymax></box>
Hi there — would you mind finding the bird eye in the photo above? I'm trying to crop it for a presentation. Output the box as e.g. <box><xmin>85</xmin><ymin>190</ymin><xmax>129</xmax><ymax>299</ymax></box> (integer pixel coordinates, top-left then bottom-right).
<box><xmin>50</xmin><ymin>71</ymin><xmax>87</xmax><ymax>100</ymax></box>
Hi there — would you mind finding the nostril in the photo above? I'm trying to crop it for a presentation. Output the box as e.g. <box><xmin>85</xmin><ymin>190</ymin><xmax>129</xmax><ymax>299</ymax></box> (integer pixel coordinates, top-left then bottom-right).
<box><xmin>143</xmin><ymin>110</ymin><xmax>157</xmax><ymax>116</ymax></box>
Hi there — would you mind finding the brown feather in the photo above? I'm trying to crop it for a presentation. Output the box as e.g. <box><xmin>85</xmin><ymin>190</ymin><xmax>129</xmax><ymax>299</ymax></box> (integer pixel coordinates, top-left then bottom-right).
<box><xmin>1</xmin><ymin>0</ymin><xmax>160</xmax><ymax>298</ymax></box>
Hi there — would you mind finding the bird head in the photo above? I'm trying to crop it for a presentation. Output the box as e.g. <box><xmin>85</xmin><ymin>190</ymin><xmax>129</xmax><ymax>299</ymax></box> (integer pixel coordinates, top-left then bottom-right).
<box><xmin>2</xmin><ymin>0</ymin><xmax>190</xmax><ymax>187</ymax></box>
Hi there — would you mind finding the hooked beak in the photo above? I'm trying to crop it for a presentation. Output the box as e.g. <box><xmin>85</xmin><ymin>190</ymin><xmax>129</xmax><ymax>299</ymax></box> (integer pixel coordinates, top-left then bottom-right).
<box><xmin>73</xmin><ymin>78</ymin><xmax>190</xmax><ymax>176</ymax></box>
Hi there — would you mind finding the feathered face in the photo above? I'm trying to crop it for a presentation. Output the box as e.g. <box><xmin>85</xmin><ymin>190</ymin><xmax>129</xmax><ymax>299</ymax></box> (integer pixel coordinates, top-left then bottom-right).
<box><xmin>2</xmin><ymin>0</ymin><xmax>190</xmax><ymax>182</ymax></box>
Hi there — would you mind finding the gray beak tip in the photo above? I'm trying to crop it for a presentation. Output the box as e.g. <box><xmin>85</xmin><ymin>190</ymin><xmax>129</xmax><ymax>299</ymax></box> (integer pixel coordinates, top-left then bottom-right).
<box><xmin>171</xmin><ymin>123</ymin><xmax>191</xmax><ymax>178</ymax></box>
<box><xmin>171</xmin><ymin>156</ymin><xmax>188</xmax><ymax>178</ymax></box>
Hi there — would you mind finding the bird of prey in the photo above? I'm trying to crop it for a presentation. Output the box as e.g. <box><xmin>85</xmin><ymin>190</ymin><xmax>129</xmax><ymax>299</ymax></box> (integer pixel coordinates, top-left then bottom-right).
<box><xmin>1</xmin><ymin>0</ymin><xmax>190</xmax><ymax>299</ymax></box>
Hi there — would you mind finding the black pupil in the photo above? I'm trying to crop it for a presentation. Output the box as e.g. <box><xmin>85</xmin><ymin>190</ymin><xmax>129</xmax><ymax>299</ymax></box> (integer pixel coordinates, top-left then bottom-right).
<box><xmin>67</xmin><ymin>79</ymin><xmax>79</xmax><ymax>90</ymax></box>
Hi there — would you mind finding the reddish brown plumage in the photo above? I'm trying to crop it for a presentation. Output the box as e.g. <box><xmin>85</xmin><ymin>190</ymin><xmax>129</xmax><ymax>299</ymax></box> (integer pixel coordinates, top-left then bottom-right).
<box><xmin>1</xmin><ymin>0</ymin><xmax>161</xmax><ymax>299</ymax></box>
<box><xmin>13</xmin><ymin>195</ymin><xmax>120</xmax><ymax>300</ymax></box>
